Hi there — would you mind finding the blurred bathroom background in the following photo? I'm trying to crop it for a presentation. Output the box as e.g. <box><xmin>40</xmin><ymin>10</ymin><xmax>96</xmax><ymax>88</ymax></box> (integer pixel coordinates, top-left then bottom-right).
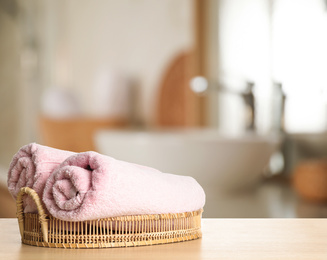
<box><xmin>2</xmin><ymin>0</ymin><xmax>327</xmax><ymax>218</ymax></box>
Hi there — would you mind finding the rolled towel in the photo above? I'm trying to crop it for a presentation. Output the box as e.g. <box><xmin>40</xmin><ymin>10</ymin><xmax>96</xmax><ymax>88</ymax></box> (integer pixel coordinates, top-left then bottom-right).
<box><xmin>7</xmin><ymin>143</ymin><xmax>74</xmax><ymax>212</ymax></box>
<box><xmin>43</xmin><ymin>151</ymin><xmax>205</xmax><ymax>221</ymax></box>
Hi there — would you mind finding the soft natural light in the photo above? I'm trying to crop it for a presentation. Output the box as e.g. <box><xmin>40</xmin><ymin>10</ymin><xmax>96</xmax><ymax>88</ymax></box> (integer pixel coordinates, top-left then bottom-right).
<box><xmin>219</xmin><ymin>0</ymin><xmax>327</xmax><ymax>134</ymax></box>
<box><xmin>273</xmin><ymin>0</ymin><xmax>327</xmax><ymax>133</ymax></box>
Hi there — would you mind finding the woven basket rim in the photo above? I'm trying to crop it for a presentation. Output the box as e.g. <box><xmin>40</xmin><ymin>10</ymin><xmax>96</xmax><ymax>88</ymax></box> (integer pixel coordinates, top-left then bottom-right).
<box><xmin>24</xmin><ymin>208</ymin><xmax>203</xmax><ymax>221</ymax></box>
<box><xmin>16</xmin><ymin>187</ymin><xmax>203</xmax><ymax>248</ymax></box>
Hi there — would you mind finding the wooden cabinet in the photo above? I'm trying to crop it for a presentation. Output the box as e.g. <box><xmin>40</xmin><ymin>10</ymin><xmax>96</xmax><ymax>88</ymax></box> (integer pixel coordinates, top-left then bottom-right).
<box><xmin>39</xmin><ymin>116</ymin><xmax>127</xmax><ymax>152</ymax></box>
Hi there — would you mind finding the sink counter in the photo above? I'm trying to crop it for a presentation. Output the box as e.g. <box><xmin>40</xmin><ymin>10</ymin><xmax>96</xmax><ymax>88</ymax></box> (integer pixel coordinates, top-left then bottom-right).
<box><xmin>205</xmin><ymin>177</ymin><xmax>327</xmax><ymax>218</ymax></box>
<box><xmin>1</xmin><ymin>218</ymin><xmax>327</xmax><ymax>259</ymax></box>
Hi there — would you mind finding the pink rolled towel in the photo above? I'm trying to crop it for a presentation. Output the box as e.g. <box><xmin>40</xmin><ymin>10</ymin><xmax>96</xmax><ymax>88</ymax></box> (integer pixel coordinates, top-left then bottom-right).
<box><xmin>43</xmin><ymin>151</ymin><xmax>205</xmax><ymax>221</ymax></box>
<box><xmin>7</xmin><ymin>143</ymin><xmax>74</xmax><ymax>212</ymax></box>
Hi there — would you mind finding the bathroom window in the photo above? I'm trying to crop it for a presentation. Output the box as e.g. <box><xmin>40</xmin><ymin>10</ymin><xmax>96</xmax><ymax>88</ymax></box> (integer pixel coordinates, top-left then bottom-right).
<box><xmin>272</xmin><ymin>0</ymin><xmax>327</xmax><ymax>133</ymax></box>
<box><xmin>218</xmin><ymin>0</ymin><xmax>327</xmax><ymax>134</ymax></box>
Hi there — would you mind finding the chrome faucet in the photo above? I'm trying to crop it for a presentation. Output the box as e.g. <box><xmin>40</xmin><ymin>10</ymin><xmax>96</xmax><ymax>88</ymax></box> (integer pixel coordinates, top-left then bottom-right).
<box><xmin>241</xmin><ymin>81</ymin><xmax>255</xmax><ymax>131</ymax></box>
<box><xmin>190</xmin><ymin>77</ymin><xmax>256</xmax><ymax>131</ymax></box>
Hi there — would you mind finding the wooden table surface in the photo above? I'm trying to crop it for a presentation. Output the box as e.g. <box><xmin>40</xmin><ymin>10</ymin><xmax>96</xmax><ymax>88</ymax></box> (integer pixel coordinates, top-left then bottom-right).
<box><xmin>1</xmin><ymin>218</ymin><xmax>327</xmax><ymax>259</ymax></box>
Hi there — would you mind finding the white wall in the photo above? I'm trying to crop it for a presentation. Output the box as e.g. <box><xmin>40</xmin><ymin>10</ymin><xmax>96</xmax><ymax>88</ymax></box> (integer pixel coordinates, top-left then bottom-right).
<box><xmin>0</xmin><ymin>0</ymin><xmax>194</xmax><ymax>167</ymax></box>
<box><xmin>40</xmin><ymin>0</ymin><xmax>194</xmax><ymax>125</ymax></box>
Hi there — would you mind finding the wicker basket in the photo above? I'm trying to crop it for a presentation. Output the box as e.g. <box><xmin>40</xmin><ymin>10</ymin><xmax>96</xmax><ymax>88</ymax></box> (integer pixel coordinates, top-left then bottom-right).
<box><xmin>16</xmin><ymin>187</ymin><xmax>202</xmax><ymax>248</ymax></box>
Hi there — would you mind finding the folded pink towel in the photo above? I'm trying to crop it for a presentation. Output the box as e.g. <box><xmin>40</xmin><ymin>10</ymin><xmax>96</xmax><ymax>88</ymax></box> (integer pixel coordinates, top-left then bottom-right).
<box><xmin>7</xmin><ymin>143</ymin><xmax>74</xmax><ymax>212</ymax></box>
<box><xmin>43</xmin><ymin>151</ymin><xmax>205</xmax><ymax>221</ymax></box>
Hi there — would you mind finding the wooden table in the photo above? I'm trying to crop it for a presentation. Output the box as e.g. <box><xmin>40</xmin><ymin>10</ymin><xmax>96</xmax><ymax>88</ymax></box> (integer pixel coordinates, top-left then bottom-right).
<box><xmin>1</xmin><ymin>218</ymin><xmax>327</xmax><ymax>259</ymax></box>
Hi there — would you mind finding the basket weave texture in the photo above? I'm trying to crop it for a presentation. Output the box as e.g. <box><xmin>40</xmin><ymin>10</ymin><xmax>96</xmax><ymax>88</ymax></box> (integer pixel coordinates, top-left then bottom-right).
<box><xmin>16</xmin><ymin>187</ymin><xmax>202</xmax><ymax>248</ymax></box>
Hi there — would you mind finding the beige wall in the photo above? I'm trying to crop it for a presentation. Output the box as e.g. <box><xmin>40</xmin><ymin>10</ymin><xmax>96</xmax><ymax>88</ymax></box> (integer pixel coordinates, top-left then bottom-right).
<box><xmin>0</xmin><ymin>6</ymin><xmax>22</xmax><ymax>166</ymax></box>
